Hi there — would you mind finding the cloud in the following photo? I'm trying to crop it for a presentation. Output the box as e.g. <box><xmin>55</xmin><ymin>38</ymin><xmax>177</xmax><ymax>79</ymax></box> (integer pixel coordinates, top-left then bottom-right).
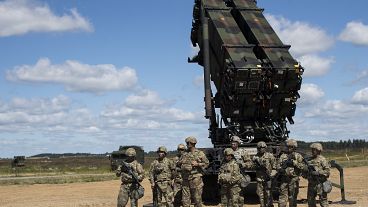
<box><xmin>100</xmin><ymin>89</ymin><xmax>202</xmax><ymax>127</ymax></box>
<box><xmin>125</xmin><ymin>89</ymin><xmax>166</xmax><ymax>109</ymax></box>
<box><xmin>352</xmin><ymin>88</ymin><xmax>368</xmax><ymax>105</ymax></box>
<box><xmin>265</xmin><ymin>14</ymin><xmax>334</xmax><ymax>57</ymax></box>
<box><xmin>0</xmin><ymin>0</ymin><xmax>93</xmax><ymax>37</ymax></box>
<box><xmin>0</xmin><ymin>91</ymin><xmax>208</xmax><ymax>157</ymax></box>
<box><xmin>190</xmin><ymin>44</ymin><xmax>200</xmax><ymax>56</ymax></box>
<box><xmin>339</xmin><ymin>21</ymin><xmax>368</xmax><ymax>46</ymax></box>
<box><xmin>350</xmin><ymin>69</ymin><xmax>368</xmax><ymax>85</ymax></box>
<box><xmin>6</xmin><ymin>58</ymin><xmax>138</xmax><ymax>93</ymax></box>
<box><xmin>297</xmin><ymin>55</ymin><xmax>335</xmax><ymax>77</ymax></box>
<box><xmin>298</xmin><ymin>83</ymin><xmax>325</xmax><ymax>106</ymax></box>
<box><xmin>291</xmin><ymin>96</ymin><xmax>368</xmax><ymax>139</ymax></box>
<box><xmin>304</xmin><ymin>100</ymin><xmax>368</xmax><ymax>119</ymax></box>
<box><xmin>0</xmin><ymin>95</ymin><xmax>98</xmax><ymax>133</ymax></box>
<box><xmin>2</xmin><ymin>90</ymin><xmax>203</xmax><ymax>135</ymax></box>
<box><xmin>265</xmin><ymin>14</ymin><xmax>335</xmax><ymax>77</ymax></box>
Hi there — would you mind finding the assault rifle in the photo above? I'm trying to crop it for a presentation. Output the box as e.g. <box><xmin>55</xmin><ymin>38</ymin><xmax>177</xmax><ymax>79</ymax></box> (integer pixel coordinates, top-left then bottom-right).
<box><xmin>119</xmin><ymin>161</ymin><xmax>142</xmax><ymax>185</ymax></box>
<box><xmin>298</xmin><ymin>154</ymin><xmax>319</xmax><ymax>177</ymax></box>
<box><xmin>302</xmin><ymin>159</ymin><xmax>317</xmax><ymax>175</ymax></box>
<box><xmin>253</xmin><ymin>157</ymin><xmax>271</xmax><ymax>182</ymax></box>
<box><xmin>253</xmin><ymin>157</ymin><xmax>273</xmax><ymax>207</ymax></box>
<box><xmin>273</xmin><ymin>154</ymin><xmax>294</xmax><ymax>181</ymax></box>
<box><xmin>152</xmin><ymin>172</ymin><xmax>158</xmax><ymax>207</ymax></box>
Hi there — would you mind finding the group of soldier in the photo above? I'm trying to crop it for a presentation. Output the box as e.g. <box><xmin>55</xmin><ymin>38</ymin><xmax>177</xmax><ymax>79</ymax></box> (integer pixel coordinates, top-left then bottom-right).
<box><xmin>115</xmin><ymin>136</ymin><xmax>331</xmax><ymax>207</ymax></box>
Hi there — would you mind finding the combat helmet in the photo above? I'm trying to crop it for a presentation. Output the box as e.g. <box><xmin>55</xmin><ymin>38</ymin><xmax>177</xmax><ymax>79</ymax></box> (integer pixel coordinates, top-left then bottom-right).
<box><xmin>157</xmin><ymin>146</ymin><xmax>167</xmax><ymax>154</ymax></box>
<box><xmin>125</xmin><ymin>148</ymin><xmax>136</xmax><ymax>157</ymax></box>
<box><xmin>286</xmin><ymin>139</ymin><xmax>298</xmax><ymax>148</ymax></box>
<box><xmin>185</xmin><ymin>136</ymin><xmax>197</xmax><ymax>144</ymax></box>
<box><xmin>257</xmin><ymin>141</ymin><xmax>267</xmax><ymax>148</ymax></box>
<box><xmin>231</xmin><ymin>136</ymin><xmax>241</xmax><ymax>143</ymax></box>
<box><xmin>177</xmin><ymin>144</ymin><xmax>186</xmax><ymax>151</ymax></box>
<box><xmin>223</xmin><ymin>148</ymin><xmax>234</xmax><ymax>156</ymax></box>
<box><xmin>310</xmin><ymin>143</ymin><xmax>323</xmax><ymax>151</ymax></box>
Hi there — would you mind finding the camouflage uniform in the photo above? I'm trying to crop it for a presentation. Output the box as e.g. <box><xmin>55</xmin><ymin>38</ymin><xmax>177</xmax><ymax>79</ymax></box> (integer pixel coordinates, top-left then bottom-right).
<box><xmin>231</xmin><ymin>136</ymin><xmax>252</xmax><ymax>169</ymax></box>
<box><xmin>306</xmin><ymin>143</ymin><xmax>330</xmax><ymax>207</ymax></box>
<box><xmin>231</xmin><ymin>136</ymin><xmax>252</xmax><ymax>205</ymax></box>
<box><xmin>172</xmin><ymin>144</ymin><xmax>186</xmax><ymax>207</ymax></box>
<box><xmin>179</xmin><ymin>136</ymin><xmax>209</xmax><ymax>207</ymax></box>
<box><xmin>251</xmin><ymin>142</ymin><xmax>276</xmax><ymax>207</ymax></box>
<box><xmin>277</xmin><ymin>140</ymin><xmax>305</xmax><ymax>207</ymax></box>
<box><xmin>116</xmin><ymin>149</ymin><xmax>145</xmax><ymax>207</ymax></box>
<box><xmin>218</xmin><ymin>148</ymin><xmax>243</xmax><ymax>207</ymax></box>
<box><xmin>149</xmin><ymin>156</ymin><xmax>175</xmax><ymax>207</ymax></box>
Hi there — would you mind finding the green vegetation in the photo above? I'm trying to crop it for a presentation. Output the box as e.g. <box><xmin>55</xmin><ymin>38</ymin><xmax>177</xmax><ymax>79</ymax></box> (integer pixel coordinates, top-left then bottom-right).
<box><xmin>296</xmin><ymin>139</ymin><xmax>368</xmax><ymax>168</ymax></box>
<box><xmin>324</xmin><ymin>149</ymin><xmax>368</xmax><ymax>168</ymax></box>
<box><xmin>0</xmin><ymin>156</ymin><xmax>112</xmax><ymax>176</ymax></box>
<box><xmin>297</xmin><ymin>139</ymin><xmax>368</xmax><ymax>151</ymax></box>
<box><xmin>0</xmin><ymin>174</ymin><xmax>118</xmax><ymax>185</ymax></box>
<box><xmin>0</xmin><ymin>156</ymin><xmax>118</xmax><ymax>185</ymax></box>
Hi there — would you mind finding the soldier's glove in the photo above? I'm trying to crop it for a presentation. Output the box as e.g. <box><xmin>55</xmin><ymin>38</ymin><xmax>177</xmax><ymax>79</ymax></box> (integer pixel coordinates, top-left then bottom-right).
<box><xmin>311</xmin><ymin>171</ymin><xmax>320</xmax><ymax>176</ymax></box>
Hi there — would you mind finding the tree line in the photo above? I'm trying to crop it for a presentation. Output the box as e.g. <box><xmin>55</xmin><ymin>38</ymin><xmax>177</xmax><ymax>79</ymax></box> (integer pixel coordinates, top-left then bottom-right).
<box><xmin>297</xmin><ymin>139</ymin><xmax>368</xmax><ymax>150</ymax></box>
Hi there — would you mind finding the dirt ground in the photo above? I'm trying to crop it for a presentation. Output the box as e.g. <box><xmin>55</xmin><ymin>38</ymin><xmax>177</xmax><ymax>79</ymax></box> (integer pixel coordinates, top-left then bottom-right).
<box><xmin>0</xmin><ymin>166</ymin><xmax>366</xmax><ymax>207</ymax></box>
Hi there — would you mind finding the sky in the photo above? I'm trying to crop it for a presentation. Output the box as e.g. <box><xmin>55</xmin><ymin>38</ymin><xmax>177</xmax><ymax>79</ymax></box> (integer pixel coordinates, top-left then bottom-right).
<box><xmin>0</xmin><ymin>0</ymin><xmax>368</xmax><ymax>158</ymax></box>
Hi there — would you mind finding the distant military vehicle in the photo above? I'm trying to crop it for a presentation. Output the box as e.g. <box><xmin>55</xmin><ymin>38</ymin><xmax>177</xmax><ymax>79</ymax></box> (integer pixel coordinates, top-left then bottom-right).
<box><xmin>11</xmin><ymin>156</ymin><xmax>25</xmax><ymax>168</ymax></box>
<box><xmin>109</xmin><ymin>146</ymin><xmax>144</xmax><ymax>171</ymax></box>
<box><xmin>189</xmin><ymin>0</ymin><xmax>303</xmax><ymax>202</ymax></box>
<box><xmin>11</xmin><ymin>156</ymin><xmax>26</xmax><ymax>176</ymax></box>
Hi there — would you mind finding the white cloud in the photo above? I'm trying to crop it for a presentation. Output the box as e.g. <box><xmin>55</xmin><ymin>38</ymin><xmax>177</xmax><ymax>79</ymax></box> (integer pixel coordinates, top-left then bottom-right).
<box><xmin>298</xmin><ymin>83</ymin><xmax>325</xmax><ymax>106</ymax></box>
<box><xmin>304</xmin><ymin>100</ymin><xmax>368</xmax><ymax>119</ymax></box>
<box><xmin>9</xmin><ymin>95</ymin><xmax>70</xmax><ymax>114</ymax></box>
<box><xmin>125</xmin><ymin>89</ymin><xmax>166</xmax><ymax>109</ymax></box>
<box><xmin>351</xmin><ymin>69</ymin><xmax>368</xmax><ymax>84</ymax></box>
<box><xmin>265</xmin><ymin>14</ymin><xmax>334</xmax><ymax>56</ymax></box>
<box><xmin>0</xmin><ymin>92</ymin><xmax>208</xmax><ymax>157</ymax></box>
<box><xmin>0</xmin><ymin>0</ymin><xmax>93</xmax><ymax>37</ymax></box>
<box><xmin>0</xmin><ymin>95</ymin><xmax>98</xmax><ymax>133</ymax></box>
<box><xmin>352</xmin><ymin>88</ymin><xmax>368</xmax><ymax>105</ymax></box>
<box><xmin>101</xmin><ymin>89</ymin><xmax>200</xmax><ymax>126</ymax></box>
<box><xmin>291</xmin><ymin>98</ymin><xmax>368</xmax><ymax>139</ymax></box>
<box><xmin>339</xmin><ymin>21</ymin><xmax>368</xmax><ymax>46</ymax></box>
<box><xmin>0</xmin><ymin>90</ymin><xmax>201</xmax><ymax>136</ymax></box>
<box><xmin>6</xmin><ymin>58</ymin><xmax>138</xmax><ymax>93</ymax></box>
<box><xmin>297</xmin><ymin>55</ymin><xmax>335</xmax><ymax>77</ymax></box>
<box><xmin>291</xmin><ymin>88</ymin><xmax>368</xmax><ymax>139</ymax></box>
<box><xmin>190</xmin><ymin>44</ymin><xmax>200</xmax><ymax>57</ymax></box>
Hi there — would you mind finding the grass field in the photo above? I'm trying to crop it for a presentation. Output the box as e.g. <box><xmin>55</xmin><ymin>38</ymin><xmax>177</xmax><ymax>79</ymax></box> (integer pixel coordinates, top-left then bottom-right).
<box><xmin>0</xmin><ymin>156</ymin><xmax>111</xmax><ymax>175</ymax></box>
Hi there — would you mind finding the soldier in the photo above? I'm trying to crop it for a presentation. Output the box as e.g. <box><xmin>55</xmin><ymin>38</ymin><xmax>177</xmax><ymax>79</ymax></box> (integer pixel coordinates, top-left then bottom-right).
<box><xmin>178</xmin><ymin>136</ymin><xmax>209</xmax><ymax>207</ymax></box>
<box><xmin>149</xmin><ymin>146</ymin><xmax>175</xmax><ymax>207</ymax></box>
<box><xmin>231</xmin><ymin>136</ymin><xmax>252</xmax><ymax>205</ymax></box>
<box><xmin>218</xmin><ymin>148</ymin><xmax>243</xmax><ymax>207</ymax></box>
<box><xmin>306</xmin><ymin>143</ymin><xmax>330</xmax><ymax>207</ymax></box>
<box><xmin>172</xmin><ymin>144</ymin><xmax>186</xmax><ymax>207</ymax></box>
<box><xmin>251</xmin><ymin>141</ymin><xmax>276</xmax><ymax>207</ymax></box>
<box><xmin>116</xmin><ymin>148</ymin><xmax>145</xmax><ymax>207</ymax></box>
<box><xmin>277</xmin><ymin>139</ymin><xmax>305</xmax><ymax>207</ymax></box>
<box><xmin>231</xmin><ymin>136</ymin><xmax>252</xmax><ymax>169</ymax></box>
